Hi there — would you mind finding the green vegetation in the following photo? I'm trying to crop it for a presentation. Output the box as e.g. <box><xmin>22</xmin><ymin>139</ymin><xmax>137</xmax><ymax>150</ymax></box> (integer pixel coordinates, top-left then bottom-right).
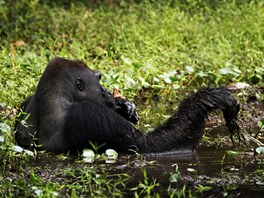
<box><xmin>0</xmin><ymin>0</ymin><xmax>264</xmax><ymax>197</ymax></box>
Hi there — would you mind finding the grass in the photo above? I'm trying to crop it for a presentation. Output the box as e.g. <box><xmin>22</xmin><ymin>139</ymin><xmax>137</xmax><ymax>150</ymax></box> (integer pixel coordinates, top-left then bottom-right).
<box><xmin>0</xmin><ymin>0</ymin><xmax>264</xmax><ymax>197</ymax></box>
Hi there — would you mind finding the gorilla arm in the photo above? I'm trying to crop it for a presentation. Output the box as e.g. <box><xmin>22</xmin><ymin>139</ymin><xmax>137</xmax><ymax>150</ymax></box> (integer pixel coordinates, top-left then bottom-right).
<box><xmin>61</xmin><ymin>99</ymin><xmax>146</xmax><ymax>153</ymax></box>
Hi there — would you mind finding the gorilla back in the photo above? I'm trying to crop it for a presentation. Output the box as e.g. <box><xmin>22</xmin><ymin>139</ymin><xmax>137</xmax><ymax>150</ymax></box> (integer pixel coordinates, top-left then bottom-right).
<box><xmin>15</xmin><ymin>57</ymin><xmax>240</xmax><ymax>153</ymax></box>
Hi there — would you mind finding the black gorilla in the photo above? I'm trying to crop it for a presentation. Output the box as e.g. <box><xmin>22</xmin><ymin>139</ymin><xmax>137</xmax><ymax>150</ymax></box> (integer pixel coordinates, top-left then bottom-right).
<box><xmin>15</xmin><ymin>57</ymin><xmax>240</xmax><ymax>153</ymax></box>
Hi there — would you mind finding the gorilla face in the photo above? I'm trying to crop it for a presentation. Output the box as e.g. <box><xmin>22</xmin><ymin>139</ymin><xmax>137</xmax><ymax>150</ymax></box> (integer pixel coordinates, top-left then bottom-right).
<box><xmin>38</xmin><ymin>58</ymin><xmax>116</xmax><ymax>109</ymax></box>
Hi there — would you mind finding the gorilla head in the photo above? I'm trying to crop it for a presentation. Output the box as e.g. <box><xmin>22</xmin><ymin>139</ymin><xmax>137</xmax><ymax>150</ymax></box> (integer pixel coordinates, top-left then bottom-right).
<box><xmin>36</xmin><ymin>58</ymin><xmax>116</xmax><ymax>108</ymax></box>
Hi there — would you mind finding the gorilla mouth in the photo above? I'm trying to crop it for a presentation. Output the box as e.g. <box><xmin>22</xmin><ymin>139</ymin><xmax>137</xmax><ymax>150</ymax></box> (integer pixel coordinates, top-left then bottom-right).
<box><xmin>101</xmin><ymin>86</ymin><xmax>116</xmax><ymax>109</ymax></box>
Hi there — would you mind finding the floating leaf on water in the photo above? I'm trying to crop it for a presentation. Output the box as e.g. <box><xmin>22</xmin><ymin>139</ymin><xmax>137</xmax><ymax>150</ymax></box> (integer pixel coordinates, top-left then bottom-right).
<box><xmin>106</xmin><ymin>159</ymin><xmax>117</xmax><ymax>164</ymax></box>
<box><xmin>256</xmin><ymin>181</ymin><xmax>264</xmax><ymax>185</ymax></box>
<box><xmin>230</xmin><ymin>167</ymin><xmax>239</xmax><ymax>171</ymax></box>
<box><xmin>82</xmin><ymin>149</ymin><xmax>95</xmax><ymax>158</ymax></box>
<box><xmin>83</xmin><ymin>157</ymin><xmax>94</xmax><ymax>163</ymax></box>
<box><xmin>106</xmin><ymin>149</ymin><xmax>118</xmax><ymax>159</ymax></box>
<box><xmin>82</xmin><ymin>149</ymin><xmax>95</xmax><ymax>163</ymax></box>
<box><xmin>256</xmin><ymin>147</ymin><xmax>264</xmax><ymax>154</ymax></box>
<box><xmin>187</xmin><ymin>168</ymin><xmax>196</xmax><ymax>172</ymax></box>
<box><xmin>12</xmin><ymin>145</ymin><xmax>24</xmax><ymax>153</ymax></box>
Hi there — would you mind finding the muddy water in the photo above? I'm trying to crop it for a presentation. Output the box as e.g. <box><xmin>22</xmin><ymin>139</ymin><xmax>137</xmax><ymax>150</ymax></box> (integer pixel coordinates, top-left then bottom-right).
<box><xmin>108</xmin><ymin>146</ymin><xmax>263</xmax><ymax>198</ymax></box>
<box><xmin>31</xmin><ymin>127</ymin><xmax>264</xmax><ymax>197</ymax></box>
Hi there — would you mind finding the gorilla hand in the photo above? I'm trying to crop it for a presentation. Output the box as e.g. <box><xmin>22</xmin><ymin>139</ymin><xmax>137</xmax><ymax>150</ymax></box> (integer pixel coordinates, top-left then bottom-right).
<box><xmin>113</xmin><ymin>88</ymin><xmax>139</xmax><ymax>124</ymax></box>
<box><xmin>114</xmin><ymin>97</ymin><xmax>139</xmax><ymax>124</ymax></box>
<box><xmin>101</xmin><ymin>87</ymin><xmax>139</xmax><ymax>124</ymax></box>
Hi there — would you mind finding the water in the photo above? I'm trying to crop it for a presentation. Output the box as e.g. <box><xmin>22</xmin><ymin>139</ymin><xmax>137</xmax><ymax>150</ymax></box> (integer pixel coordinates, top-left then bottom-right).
<box><xmin>29</xmin><ymin>127</ymin><xmax>264</xmax><ymax>197</ymax></box>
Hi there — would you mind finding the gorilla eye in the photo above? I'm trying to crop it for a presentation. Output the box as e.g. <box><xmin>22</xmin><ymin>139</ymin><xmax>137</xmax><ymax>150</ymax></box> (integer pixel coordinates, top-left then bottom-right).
<box><xmin>76</xmin><ymin>78</ymin><xmax>84</xmax><ymax>91</ymax></box>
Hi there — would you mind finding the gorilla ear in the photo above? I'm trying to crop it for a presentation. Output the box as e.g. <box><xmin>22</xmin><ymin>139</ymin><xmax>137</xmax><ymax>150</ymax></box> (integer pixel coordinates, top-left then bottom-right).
<box><xmin>76</xmin><ymin>77</ymin><xmax>84</xmax><ymax>91</ymax></box>
<box><xmin>94</xmin><ymin>71</ymin><xmax>102</xmax><ymax>80</ymax></box>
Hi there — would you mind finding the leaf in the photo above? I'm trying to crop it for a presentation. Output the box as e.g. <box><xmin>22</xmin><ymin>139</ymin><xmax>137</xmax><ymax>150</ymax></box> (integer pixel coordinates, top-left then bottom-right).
<box><xmin>105</xmin><ymin>149</ymin><xmax>118</xmax><ymax>159</ymax></box>
<box><xmin>233</xmin><ymin>67</ymin><xmax>242</xmax><ymax>74</ymax></box>
<box><xmin>0</xmin><ymin>103</ymin><xmax>7</xmax><ymax>108</ymax></box>
<box><xmin>82</xmin><ymin>149</ymin><xmax>95</xmax><ymax>158</ymax></box>
<box><xmin>82</xmin><ymin>149</ymin><xmax>95</xmax><ymax>163</ymax></box>
<box><xmin>24</xmin><ymin>149</ymin><xmax>34</xmax><ymax>156</ymax></box>
<box><xmin>207</xmin><ymin>72</ymin><xmax>217</xmax><ymax>80</ymax></box>
<box><xmin>12</xmin><ymin>145</ymin><xmax>24</xmax><ymax>153</ymax></box>
<box><xmin>6</xmin><ymin>80</ymin><xmax>16</xmax><ymax>88</ymax></box>
<box><xmin>169</xmin><ymin>173</ymin><xmax>181</xmax><ymax>183</ymax></box>
<box><xmin>0</xmin><ymin>136</ymin><xmax>4</xmax><ymax>142</ymax></box>
<box><xmin>164</xmin><ymin>76</ymin><xmax>172</xmax><ymax>84</ymax></box>
<box><xmin>256</xmin><ymin>147</ymin><xmax>264</xmax><ymax>154</ymax></box>
<box><xmin>125</xmin><ymin>76</ymin><xmax>137</xmax><ymax>87</ymax></box>
<box><xmin>122</xmin><ymin>57</ymin><xmax>132</xmax><ymax>65</ymax></box>
<box><xmin>197</xmin><ymin>71</ymin><xmax>206</xmax><ymax>77</ymax></box>
<box><xmin>257</xmin><ymin>120</ymin><xmax>264</xmax><ymax>129</ymax></box>
<box><xmin>220</xmin><ymin>68</ymin><xmax>230</xmax><ymax>75</ymax></box>
<box><xmin>228</xmin><ymin>82</ymin><xmax>250</xmax><ymax>90</ymax></box>
<box><xmin>187</xmin><ymin>168</ymin><xmax>196</xmax><ymax>172</ymax></box>
<box><xmin>153</xmin><ymin>77</ymin><xmax>159</xmax><ymax>82</ymax></box>
<box><xmin>0</xmin><ymin>123</ymin><xmax>11</xmax><ymax>133</ymax></box>
<box><xmin>83</xmin><ymin>157</ymin><xmax>94</xmax><ymax>163</ymax></box>
<box><xmin>185</xmin><ymin>65</ymin><xmax>194</xmax><ymax>73</ymax></box>
<box><xmin>226</xmin><ymin>150</ymin><xmax>239</xmax><ymax>156</ymax></box>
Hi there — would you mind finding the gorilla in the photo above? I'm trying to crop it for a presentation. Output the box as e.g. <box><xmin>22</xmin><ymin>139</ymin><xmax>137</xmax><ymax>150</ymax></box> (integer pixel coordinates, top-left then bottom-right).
<box><xmin>15</xmin><ymin>57</ymin><xmax>240</xmax><ymax>153</ymax></box>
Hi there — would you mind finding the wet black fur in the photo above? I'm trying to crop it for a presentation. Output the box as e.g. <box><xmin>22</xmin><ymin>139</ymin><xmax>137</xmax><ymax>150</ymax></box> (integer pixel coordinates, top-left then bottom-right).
<box><xmin>15</xmin><ymin>57</ymin><xmax>240</xmax><ymax>153</ymax></box>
